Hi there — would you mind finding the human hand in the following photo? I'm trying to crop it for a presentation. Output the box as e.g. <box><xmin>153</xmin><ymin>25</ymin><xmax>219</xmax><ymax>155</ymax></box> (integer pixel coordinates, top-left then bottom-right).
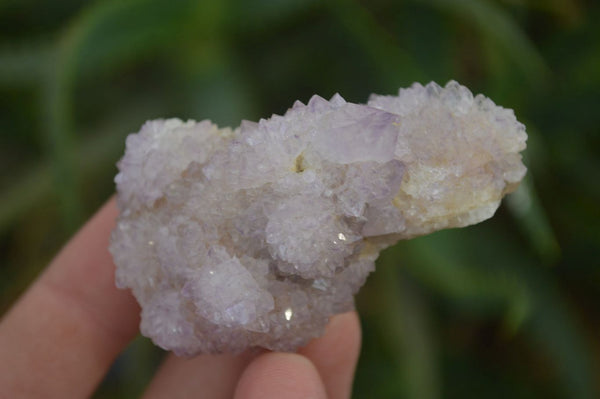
<box><xmin>0</xmin><ymin>198</ymin><xmax>361</xmax><ymax>398</ymax></box>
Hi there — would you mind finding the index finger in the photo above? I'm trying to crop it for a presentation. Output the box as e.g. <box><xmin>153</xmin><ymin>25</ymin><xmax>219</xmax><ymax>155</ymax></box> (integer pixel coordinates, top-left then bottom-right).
<box><xmin>0</xmin><ymin>198</ymin><xmax>140</xmax><ymax>398</ymax></box>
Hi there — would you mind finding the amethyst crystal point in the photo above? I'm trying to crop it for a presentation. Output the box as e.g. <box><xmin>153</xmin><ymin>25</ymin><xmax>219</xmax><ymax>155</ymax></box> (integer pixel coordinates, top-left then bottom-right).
<box><xmin>110</xmin><ymin>81</ymin><xmax>527</xmax><ymax>355</ymax></box>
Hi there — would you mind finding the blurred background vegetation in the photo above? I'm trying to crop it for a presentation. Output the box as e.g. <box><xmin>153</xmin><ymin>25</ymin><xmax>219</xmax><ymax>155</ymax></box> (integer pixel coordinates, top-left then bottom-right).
<box><xmin>1</xmin><ymin>0</ymin><xmax>599</xmax><ymax>397</ymax></box>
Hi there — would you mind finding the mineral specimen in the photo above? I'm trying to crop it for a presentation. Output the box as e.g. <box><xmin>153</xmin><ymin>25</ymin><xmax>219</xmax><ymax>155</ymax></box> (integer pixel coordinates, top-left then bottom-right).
<box><xmin>110</xmin><ymin>81</ymin><xmax>527</xmax><ymax>355</ymax></box>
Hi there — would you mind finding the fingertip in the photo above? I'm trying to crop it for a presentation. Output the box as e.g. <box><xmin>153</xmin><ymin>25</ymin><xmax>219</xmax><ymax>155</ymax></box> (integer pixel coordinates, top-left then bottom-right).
<box><xmin>142</xmin><ymin>352</ymin><xmax>254</xmax><ymax>399</ymax></box>
<box><xmin>299</xmin><ymin>311</ymin><xmax>362</xmax><ymax>399</ymax></box>
<box><xmin>234</xmin><ymin>352</ymin><xmax>327</xmax><ymax>399</ymax></box>
<box><xmin>324</xmin><ymin>311</ymin><xmax>362</xmax><ymax>356</ymax></box>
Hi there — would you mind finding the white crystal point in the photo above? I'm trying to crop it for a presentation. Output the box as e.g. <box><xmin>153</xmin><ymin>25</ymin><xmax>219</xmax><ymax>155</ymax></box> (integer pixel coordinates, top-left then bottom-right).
<box><xmin>110</xmin><ymin>81</ymin><xmax>527</xmax><ymax>355</ymax></box>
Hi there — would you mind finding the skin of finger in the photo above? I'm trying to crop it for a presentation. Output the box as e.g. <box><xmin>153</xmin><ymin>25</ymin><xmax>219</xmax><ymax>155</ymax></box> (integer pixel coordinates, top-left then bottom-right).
<box><xmin>0</xmin><ymin>198</ymin><xmax>140</xmax><ymax>398</ymax></box>
<box><xmin>234</xmin><ymin>352</ymin><xmax>328</xmax><ymax>399</ymax></box>
<box><xmin>298</xmin><ymin>311</ymin><xmax>362</xmax><ymax>399</ymax></box>
<box><xmin>142</xmin><ymin>351</ymin><xmax>258</xmax><ymax>399</ymax></box>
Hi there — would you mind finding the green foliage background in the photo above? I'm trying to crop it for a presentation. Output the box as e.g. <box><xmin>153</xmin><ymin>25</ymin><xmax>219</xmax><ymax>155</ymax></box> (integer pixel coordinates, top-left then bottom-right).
<box><xmin>1</xmin><ymin>0</ymin><xmax>598</xmax><ymax>397</ymax></box>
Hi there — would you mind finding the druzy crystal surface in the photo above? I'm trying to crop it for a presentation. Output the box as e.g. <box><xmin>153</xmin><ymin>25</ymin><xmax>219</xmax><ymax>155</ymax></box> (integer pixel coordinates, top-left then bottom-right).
<box><xmin>110</xmin><ymin>81</ymin><xmax>527</xmax><ymax>355</ymax></box>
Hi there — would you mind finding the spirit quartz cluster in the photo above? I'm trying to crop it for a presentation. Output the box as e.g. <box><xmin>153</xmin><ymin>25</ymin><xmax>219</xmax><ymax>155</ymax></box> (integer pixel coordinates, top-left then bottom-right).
<box><xmin>110</xmin><ymin>81</ymin><xmax>527</xmax><ymax>355</ymax></box>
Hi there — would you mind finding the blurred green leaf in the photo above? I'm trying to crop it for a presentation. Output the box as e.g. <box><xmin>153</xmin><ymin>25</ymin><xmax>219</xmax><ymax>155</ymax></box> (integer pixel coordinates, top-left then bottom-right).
<box><xmin>381</xmin><ymin>265</ymin><xmax>440</xmax><ymax>399</ymax></box>
<box><xmin>397</xmin><ymin>231</ymin><xmax>532</xmax><ymax>333</ymax></box>
<box><xmin>499</xmin><ymin>0</ymin><xmax>583</xmax><ymax>24</ymax></box>
<box><xmin>230</xmin><ymin>0</ymin><xmax>320</xmax><ymax>31</ymax></box>
<box><xmin>327</xmin><ymin>0</ymin><xmax>425</xmax><ymax>89</ymax></box>
<box><xmin>506</xmin><ymin>177</ymin><xmax>560</xmax><ymax>264</ymax></box>
<box><xmin>0</xmin><ymin>41</ymin><xmax>52</xmax><ymax>86</ymax></box>
<box><xmin>524</xmin><ymin>270</ymin><xmax>597</xmax><ymax>399</ymax></box>
<box><xmin>415</xmin><ymin>0</ymin><xmax>550</xmax><ymax>87</ymax></box>
<box><xmin>0</xmin><ymin>163</ymin><xmax>53</xmax><ymax>236</ymax></box>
